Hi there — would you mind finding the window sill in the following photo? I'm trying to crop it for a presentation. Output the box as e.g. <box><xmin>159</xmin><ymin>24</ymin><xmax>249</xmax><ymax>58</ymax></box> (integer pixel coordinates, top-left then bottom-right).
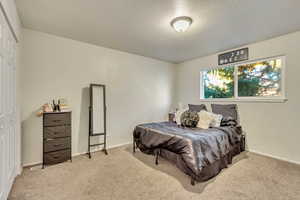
<box><xmin>199</xmin><ymin>98</ymin><xmax>288</xmax><ymax>103</ymax></box>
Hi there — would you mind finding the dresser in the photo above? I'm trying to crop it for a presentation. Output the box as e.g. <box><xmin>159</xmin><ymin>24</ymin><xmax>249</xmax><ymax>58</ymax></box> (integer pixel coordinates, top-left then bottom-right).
<box><xmin>43</xmin><ymin>112</ymin><xmax>72</xmax><ymax>168</ymax></box>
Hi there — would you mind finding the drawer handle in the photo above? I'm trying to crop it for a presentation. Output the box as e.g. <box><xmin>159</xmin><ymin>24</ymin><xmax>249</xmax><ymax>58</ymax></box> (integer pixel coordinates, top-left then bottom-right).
<box><xmin>53</xmin><ymin>144</ymin><xmax>62</xmax><ymax>147</ymax></box>
<box><xmin>53</xmin><ymin>156</ymin><xmax>60</xmax><ymax>159</ymax></box>
<box><xmin>53</xmin><ymin>120</ymin><xmax>62</xmax><ymax>122</ymax></box>
<box><xmin>46</xmin><ymin>138</ymin><xmax>54</xmax><ymax>141</ymax></box>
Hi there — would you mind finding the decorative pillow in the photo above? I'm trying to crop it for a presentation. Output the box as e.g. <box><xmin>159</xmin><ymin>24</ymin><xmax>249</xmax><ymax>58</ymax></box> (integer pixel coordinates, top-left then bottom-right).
<box><xmin>197</xmin><ymin>111</ymin><xmax>214</xmax><ymax>129</ymax></box>
<box><xmin>175</xmin><ymin>108</ymin><xmax>188</xmax><ymax>125</ymax></box>
<box><xmin>210</xmin><ymin>112</ymin><xmax>223</xmax><ymax>127</ymax></box>
<box><xmin>188</xmin><ymin>104</ymin><xmax>207</xmax><ymax>112</ymax></box>
<box><xmin>211</xmin><ymin>104</ymin><xmax>238</xmax><ymax>121</ymax></box>
<box><xmin>221</xmin><ymin>116</ymin><xmax>238</xmax><ymax>127</ymax></box>
<box><xmin>180</xmin><ymin>110</ymin><xmax>199</xmax><ymax>127</ymax></box>
<box><xmin>197</xmin><ymin>110</ymin><xmax>223</xmax><ymax>129</ymax></box>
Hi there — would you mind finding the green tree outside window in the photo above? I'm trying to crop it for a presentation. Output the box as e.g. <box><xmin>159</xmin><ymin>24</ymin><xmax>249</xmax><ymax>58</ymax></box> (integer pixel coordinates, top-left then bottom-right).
<box><xmin>202</xmin><ymin>58</ymin><xmax>282</xmax><ymax>99</ymax></box>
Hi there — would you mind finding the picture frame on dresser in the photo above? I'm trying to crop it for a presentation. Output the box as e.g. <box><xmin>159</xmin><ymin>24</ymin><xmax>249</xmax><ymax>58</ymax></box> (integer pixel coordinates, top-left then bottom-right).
<box><xmin>42</xmin><ymin>111</ymin><xmax>72</xmax><ymax>168</ymax></box>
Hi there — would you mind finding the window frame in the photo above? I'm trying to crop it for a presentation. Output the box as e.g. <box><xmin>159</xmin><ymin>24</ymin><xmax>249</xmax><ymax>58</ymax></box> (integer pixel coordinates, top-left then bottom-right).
<box><xmin>200</xmin><ymin>55</ymin><xmax>287</xmax><ymax>102</ymax></box>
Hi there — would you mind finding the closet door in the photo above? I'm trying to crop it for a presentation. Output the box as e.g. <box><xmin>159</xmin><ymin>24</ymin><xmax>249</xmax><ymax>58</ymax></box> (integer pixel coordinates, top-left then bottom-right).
<box><xmin>0</xmin><ymin>8</ymin><xmax>5</xmax><ymax>200</ymax></box>
<box><xmin>6</xmin><ymin>29</ymin><xmax>16</xmax><ymax>186</ymax></box>
<box><xmin>0</xmin><ymin>6</ymin><xmax>17</xmax><ymax>200</ymax></box>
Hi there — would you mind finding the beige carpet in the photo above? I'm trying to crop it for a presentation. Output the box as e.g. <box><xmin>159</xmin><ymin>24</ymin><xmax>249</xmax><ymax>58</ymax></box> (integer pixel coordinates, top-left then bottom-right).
<box><xmin>9</xmin><ymin>145</ymin><xmax>300</xmax><ymax>200</ymax></box>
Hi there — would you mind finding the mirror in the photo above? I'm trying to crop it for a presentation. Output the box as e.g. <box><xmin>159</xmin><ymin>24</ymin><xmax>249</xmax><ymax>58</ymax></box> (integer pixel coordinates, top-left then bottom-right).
<box><xmin>89</xmin><ymin>84</ymin><xmax>106</xmax><ymax>135</ymax></box>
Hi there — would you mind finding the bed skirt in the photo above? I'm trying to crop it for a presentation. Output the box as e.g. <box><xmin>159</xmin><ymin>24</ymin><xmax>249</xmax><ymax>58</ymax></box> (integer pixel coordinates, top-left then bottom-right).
<box><xmin>134</xmin><ymin>138</ymin><xmax>244</xmax><ymax>184</ymax></box>
<box><xmin>159</xmin><ymin>142</ymin><xmax>242</xmax><ymax>182</ymax></box>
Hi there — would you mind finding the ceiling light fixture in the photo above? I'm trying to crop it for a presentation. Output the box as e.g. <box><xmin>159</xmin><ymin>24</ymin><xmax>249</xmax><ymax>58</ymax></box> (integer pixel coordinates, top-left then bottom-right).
<box><xmin>170</xmin><ymin>16</ymin><xmax>193</xmax><ymax>32</ymax></box>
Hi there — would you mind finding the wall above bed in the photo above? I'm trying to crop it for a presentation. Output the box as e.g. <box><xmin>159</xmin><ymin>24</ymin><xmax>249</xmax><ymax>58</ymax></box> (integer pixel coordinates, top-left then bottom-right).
<box><xmin>175</xmin><ymin>30</ymin><xmax>300</xmax><ymax>164</ymax></box>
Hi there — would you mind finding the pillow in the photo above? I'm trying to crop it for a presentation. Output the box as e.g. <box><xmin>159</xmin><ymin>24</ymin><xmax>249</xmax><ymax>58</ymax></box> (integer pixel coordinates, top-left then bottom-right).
<box><xmin>197</xmin><ymin>111</ymin><xmax>214</xmax><ymax>129</ymax></box>
<box><xmin>210</xmin><ymin>112</ymin><xmax>223</xmax><ymax>127</ymax></box>
<box><xmin>221</xmin><ymin>116</ymin><xmax>238</xmax><ymax>127</ymax></box>
<box><xmin>197</xmin><ymin>110</ymin><xmax>223</xmax><ymax>129</ymax></box>
<box><xmin>180</xmin><ymin>110</ymin><xmax>199</xmax><ymax>128</ymax></box>
<box><xmin>175</xmin><ymin>108</ymin><xmax>188</xmax><ymax>125</ymax></box>
<box><xmin>211</xmin><ymin>104</ymin><xmax>238</xmax><ymax>121</ymax></box>
<box><xmin>188</xmin><ymin>104</ymin><xmax>207</xmax><ymax>112</ymax></box>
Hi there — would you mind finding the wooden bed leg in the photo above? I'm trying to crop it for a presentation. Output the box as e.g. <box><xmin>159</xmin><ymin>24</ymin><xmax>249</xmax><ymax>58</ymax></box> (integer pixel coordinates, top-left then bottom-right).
<box><xmin>191</xmin><ymin>178</ymin><xmax>195</xmax><ymax>186</ymax></box>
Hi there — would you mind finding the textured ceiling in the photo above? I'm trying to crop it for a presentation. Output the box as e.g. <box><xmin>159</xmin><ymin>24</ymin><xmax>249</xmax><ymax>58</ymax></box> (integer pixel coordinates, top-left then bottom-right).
<box><xmin>16</xmin><ymin>0</ymin><xmax>300</xmax><ymax>63</ymax></box>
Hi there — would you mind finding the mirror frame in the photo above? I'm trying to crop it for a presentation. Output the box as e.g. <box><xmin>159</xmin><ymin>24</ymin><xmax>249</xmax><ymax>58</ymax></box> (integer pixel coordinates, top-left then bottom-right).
<box><xmin>89</xmin><ymin>84</ymin><xmax>106</xmax><ymax>136</ymax></box>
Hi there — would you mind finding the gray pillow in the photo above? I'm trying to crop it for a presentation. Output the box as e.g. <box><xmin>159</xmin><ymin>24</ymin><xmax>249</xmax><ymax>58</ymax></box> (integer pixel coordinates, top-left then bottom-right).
<box><xmin>188</xmin><ymin>104</ymin><xmax>207</xmax><ymax>112</ymax></box>
<box><xmin>211</xmin><ymin>104</ymin><xmax>238</xmax><ymax>120</ymax></box>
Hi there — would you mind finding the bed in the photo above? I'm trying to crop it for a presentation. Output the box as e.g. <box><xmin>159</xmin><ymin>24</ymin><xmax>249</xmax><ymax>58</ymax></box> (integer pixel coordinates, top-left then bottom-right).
<box><xmin>133</xmin><ymin>121</ymin><xmax>244</xmax><ymax>185</ymax></box>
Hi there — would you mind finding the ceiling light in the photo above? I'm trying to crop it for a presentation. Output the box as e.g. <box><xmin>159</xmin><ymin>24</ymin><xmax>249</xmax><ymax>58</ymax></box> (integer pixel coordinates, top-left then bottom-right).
<box><xmin>170</xmin><ymin>16</ymin><xmax>193</xmax><ymax>32</ymax></box>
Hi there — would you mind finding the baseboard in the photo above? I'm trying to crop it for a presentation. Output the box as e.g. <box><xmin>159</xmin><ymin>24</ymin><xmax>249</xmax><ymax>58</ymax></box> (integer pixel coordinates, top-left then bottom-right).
<box><xmin>248</xmin><ymin>150</ymin><xmax>300</xmax><ymax>165</ymax></box>
<box><xmin>108</xmin><ymin>142</ymin><xmax>132</xmax><ymax>149</ymax></box>
<box><xmin>72</xmin><ymin>142</ymin><xmax>132</xmax><ymax>157</ymax></box>
<box><xmin>23</xmin><ymin>161</ymin><xmax>42</xmax><ymax>168</ymax></box>
<box><xmin>23</xmin><ymin>142</ymin><xmax>133</xmax><ymax>168</ymax></box>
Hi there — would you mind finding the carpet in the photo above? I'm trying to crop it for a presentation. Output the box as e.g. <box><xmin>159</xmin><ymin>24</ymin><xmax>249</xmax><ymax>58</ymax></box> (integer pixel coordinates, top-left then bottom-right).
<box><xmin>9</xmin><ymin>145</ymin><xmax>300</xmax><ymax>200</ymax></box>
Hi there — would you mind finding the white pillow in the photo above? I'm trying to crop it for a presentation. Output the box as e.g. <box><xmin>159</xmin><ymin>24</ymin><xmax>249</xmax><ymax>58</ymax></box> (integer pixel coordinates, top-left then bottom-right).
<box><xmin>197</xmin><ymin>110</ymin><xmax>223</xmax><ymax>129</ymax></box>
<box><xmin>175</xmin><ymin>108</ymin><xmax>188</xmax><ymax>125</ymax></box>
<box><xmin>197</xmin><ymin>111</ymin><xmax>214</xmax><ymax>129</ymax></box>
<box><xmin>210</xmin><ymin>112</ymin><xmax>223</xmax><ymax>127</ymax></box>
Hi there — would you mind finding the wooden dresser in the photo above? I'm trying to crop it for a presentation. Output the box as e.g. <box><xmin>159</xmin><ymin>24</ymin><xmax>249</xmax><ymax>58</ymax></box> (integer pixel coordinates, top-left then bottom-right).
<box><xmin>43</xmin><ymin>111</ymin><xmax>72</xmax><ymax>168</ymax></box>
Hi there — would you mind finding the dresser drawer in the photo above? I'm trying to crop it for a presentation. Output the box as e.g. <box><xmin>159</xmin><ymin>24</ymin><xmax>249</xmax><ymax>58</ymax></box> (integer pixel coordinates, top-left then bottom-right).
<box><xmin>44</xmin><ymin>126</ymin><xmax>71</xmax><ymax>139</ymax></box>
<box><xmin>44</xmin><ymin>113</ymin><xmax>71</xmax><ymax>126</ymax></box>
<box><xmin>44</xmin><ymin>137</ymin><xmax>71</xmax><ymax>153</ymax></box>
<box><xmin>44</xmin><ymin>149</ymin><xmax>71</xmax><ymax>165</ymax></box>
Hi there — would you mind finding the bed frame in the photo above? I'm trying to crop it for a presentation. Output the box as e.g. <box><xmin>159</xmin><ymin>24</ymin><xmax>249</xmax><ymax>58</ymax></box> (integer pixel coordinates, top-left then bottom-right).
<box><xmin>133</xmin><ymin>133</ymin><xmax>245</xmax><ymax>185</ymax></box>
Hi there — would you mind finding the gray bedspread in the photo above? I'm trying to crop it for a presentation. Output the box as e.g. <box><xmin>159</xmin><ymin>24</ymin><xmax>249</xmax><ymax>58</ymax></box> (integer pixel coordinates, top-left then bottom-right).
<box><xmin>133</xmin><ymin>121</ymin><xmax>242</xmax><ymax>181</ymax></box>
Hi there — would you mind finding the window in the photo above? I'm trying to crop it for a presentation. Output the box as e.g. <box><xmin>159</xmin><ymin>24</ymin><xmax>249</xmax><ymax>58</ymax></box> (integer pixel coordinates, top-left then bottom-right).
<box><xmin>203</xmin><ymin>66</ymin><xmax>234</xmax><ymax>98</ymax></box>
<box><xmin>200</xmin><ymin>56</ymin><xmax>285</xmax><ymax>101</ymax></box>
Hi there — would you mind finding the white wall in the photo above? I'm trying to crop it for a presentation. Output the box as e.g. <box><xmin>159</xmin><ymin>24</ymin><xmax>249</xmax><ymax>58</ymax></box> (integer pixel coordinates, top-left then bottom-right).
<box><xmin>175</xmin><ymin>31</ymin><xmax>300</xmax><ymax>164</ymax></box>
<box><xmin>21</xmin><ymin>29</ymin><xmax>175</xmax><ymax>166</ymax></box>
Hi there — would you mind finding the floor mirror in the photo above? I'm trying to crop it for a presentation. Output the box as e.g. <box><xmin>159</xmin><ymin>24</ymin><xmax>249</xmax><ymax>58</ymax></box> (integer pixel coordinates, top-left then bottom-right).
<box><xmin>88</xmin><ymin>84</ymin><xmax>108</xmax><ymax>158</ymax></box>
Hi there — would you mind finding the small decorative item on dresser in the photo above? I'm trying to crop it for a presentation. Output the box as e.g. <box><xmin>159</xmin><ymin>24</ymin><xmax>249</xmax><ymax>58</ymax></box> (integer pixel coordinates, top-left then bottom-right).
<box><xmin>43</xmin><ymin>111</ymin><xmax>72</xmax><ymax>168</ymax></box>
<box><xmin>36</xmin><ymin>103</ymin><xmax>53</xmax><ymax>117</ymax></box>
<box><xmin>58</xmin><ymin>98</ymin><xmax>70</xmax><ymax>112</ymax></box>
<box><xmin>43</xmin><ymin>103</ymin><xmax>53</xmax><ymax>113</ymax></box>
<box><xmin>169</xmin><ymin>112</ymin><xmax>175</xmax><ymax>123</ymax></box>
<box><xmin>52</xmin><ymin>99</ymin><xmax>61</xmax><ymax>112</ymax></box>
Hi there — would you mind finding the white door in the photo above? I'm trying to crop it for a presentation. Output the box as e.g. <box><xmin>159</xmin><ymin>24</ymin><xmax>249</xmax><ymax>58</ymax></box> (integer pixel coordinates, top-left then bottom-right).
<box><xmin>0</xmin><ymin>5</ymin><xmax>17</xmax><ymax>200</ymax></box>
